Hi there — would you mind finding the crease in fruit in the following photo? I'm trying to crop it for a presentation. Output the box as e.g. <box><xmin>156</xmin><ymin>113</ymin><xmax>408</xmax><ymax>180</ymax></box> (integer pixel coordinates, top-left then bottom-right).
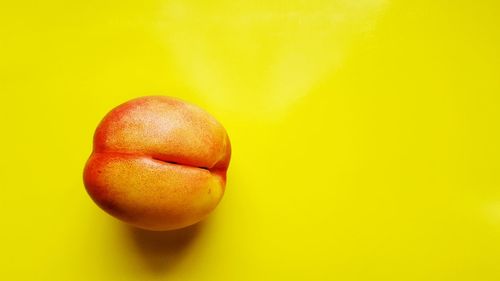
<box><xmin>151</xmin><ymin>156</ymin><xmax>210</xmax><ymax>171</ymax></box>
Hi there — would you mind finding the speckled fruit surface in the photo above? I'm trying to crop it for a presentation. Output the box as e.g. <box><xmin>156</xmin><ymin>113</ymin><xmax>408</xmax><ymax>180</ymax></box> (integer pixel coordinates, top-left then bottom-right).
<box><xmin>83</xmin><ymin>96</ymin><xmax>231</xmax><ymax>231</ymax></box>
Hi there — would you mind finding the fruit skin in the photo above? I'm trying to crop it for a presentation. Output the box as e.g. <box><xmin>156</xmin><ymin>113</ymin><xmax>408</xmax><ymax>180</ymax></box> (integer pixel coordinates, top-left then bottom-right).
<box><xmin>83</xmin><ymin>96</ymin><xmax>231</xmax><ymax>231</ymax></box>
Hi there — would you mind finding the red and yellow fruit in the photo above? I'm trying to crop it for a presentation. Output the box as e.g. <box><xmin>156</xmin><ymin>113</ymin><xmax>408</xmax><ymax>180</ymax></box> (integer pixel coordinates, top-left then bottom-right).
<box><xmin>83</xmin><ymin>96</ymin><xmax>231</xmax><ymax>231</ymax></box>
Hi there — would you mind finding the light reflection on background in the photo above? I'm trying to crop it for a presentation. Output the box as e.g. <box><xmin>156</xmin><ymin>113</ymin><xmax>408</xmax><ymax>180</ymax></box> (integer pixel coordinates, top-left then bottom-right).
<box><xmin>158</xmin><ymin>0</ymin><xmax>387</xmax><ymax>118</ymax></box>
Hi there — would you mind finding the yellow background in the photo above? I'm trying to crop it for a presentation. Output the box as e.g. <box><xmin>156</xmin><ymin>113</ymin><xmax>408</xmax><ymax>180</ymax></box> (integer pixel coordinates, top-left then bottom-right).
<box><xmin>1</xmin><ymin>0</ymin><xmax>500</xmax><ymax>280</ymax></box>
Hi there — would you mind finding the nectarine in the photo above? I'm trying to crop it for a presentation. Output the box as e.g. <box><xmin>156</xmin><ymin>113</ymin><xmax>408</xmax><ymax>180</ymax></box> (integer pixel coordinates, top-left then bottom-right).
<box><xmin>83</xmin><ymin>96</ymin><xmax>231</xmax><ymax>231</ymax></box>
